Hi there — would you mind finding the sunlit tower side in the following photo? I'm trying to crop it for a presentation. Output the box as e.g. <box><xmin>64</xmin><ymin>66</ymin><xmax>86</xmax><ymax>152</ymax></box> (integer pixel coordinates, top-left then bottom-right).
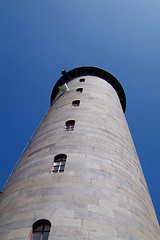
<box><xmin>0</xmin><ymin>66</ymin><xmax>159</xmax><ymax>240</ymax></box>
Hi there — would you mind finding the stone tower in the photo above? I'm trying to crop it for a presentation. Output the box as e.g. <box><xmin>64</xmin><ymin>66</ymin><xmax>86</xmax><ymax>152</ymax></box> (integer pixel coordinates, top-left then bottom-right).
<box><xmin>0</xmin><ymin>66</ymin><xmax>159</xmax><ymax>240</ymax></box>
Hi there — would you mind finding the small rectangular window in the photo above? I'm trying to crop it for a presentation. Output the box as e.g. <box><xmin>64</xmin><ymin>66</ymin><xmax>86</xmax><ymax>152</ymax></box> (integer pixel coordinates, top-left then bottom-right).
<box><xmin>52</xmin><ymin>154</ymin><xmax>67</xmax><ymax>173</ymax></box>
<box><xmin>79</xmin><ymin>78</ymin><xmax>85</xmax><ymax>82</ymax></box>
<box><xmin>76</xmin><ymin>88</ymin><xmax>83</xmax><ymax>93</ymax></box>
<box><xmin>65</xmin><ymin>120</ymin><xmax>75</xmax><ymax>131</ymax></box>
<box><xmin>31</xmin><ymin>220</ymin><xmax>51</xmax><ymax>240</ymax></box>
<box><xmin>72</xmin><ymin>100</ymin><xmax>80</xmax><ymax>107</ymax></box>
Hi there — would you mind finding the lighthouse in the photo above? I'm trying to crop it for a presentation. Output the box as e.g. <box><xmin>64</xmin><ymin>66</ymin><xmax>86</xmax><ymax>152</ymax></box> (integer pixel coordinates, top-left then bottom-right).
<box><xmin>0</xmin><ymin>66</ymin><xmax>159</xmax><ymax>239</ymax></box>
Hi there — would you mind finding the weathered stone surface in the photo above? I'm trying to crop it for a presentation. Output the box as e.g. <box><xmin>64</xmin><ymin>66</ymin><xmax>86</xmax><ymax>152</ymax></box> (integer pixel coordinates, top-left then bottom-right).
<box><xmin>0</xmin><ymin>72</ymin><xmax>159</xmax><ymax>239</ymax></box>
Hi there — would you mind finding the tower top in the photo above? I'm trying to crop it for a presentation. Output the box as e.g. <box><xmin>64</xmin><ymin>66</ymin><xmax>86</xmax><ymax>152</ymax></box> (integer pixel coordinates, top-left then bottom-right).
<box><xmin>50</xmin><ymin>66</ymin><xmax>126</xmax><ymax>112</ymax></box>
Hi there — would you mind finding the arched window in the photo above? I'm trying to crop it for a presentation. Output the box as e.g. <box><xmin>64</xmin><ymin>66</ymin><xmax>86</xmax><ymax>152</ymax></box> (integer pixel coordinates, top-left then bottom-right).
<box><xmin>30</xmin><ymin>219</ymin><xmax>51</xmax><ymax>240</ymax></box>
<box><xmin>65</xmin><ymin>120</ymin><xmax>75</xmax><ymax>131</ymax></box>
<box><xmin>79</xmin><ymin>78</ymin><xmax>85</xmax><ymax>82</ymax></box>
<box><xmin>52</xmin><ymin>154</ymin><xmax>67</xmax><ymax>173</ymax></box>
<box><xmin>76</xmin><ymin>88</ymin><xmax>83</xmax><ymax>93</ymax></box>
<box><xmin>72</xmin><ymin>100</ymin><xmax>80</xmax><ymax>107</ymax></box>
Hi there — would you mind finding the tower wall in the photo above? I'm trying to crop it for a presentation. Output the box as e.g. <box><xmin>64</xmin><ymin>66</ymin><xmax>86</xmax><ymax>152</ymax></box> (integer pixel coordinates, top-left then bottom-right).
<box><xmin>0</xmin><ymin>69</ymin><xmax>159</xmax><ymax>240</ymax></box>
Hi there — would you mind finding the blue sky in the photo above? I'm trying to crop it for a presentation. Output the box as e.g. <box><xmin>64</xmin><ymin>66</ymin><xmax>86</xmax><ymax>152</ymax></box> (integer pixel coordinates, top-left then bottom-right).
<box><xmin>1</xmin><ymin>0</ymin><xmax>160</xmax><ymax>223</ymax></box>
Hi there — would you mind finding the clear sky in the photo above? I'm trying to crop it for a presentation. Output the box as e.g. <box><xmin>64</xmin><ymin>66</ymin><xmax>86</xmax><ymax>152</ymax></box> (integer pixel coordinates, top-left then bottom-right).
<box><xmin>1</xmin><ymin>0</ymin><xmax>160</xmax><ymax>223</ymax></box>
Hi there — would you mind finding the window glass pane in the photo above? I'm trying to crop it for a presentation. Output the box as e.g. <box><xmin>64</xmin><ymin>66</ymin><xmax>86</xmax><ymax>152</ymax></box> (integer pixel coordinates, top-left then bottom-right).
<box><xmin>53</xmin><ymin>166</ymin><xmax>59</xmax><ymax>171</ymax></box>
<box><xmin>61</xmin><ymin>161</ymin><xmax>66</xmax><ymax>166</ymax></box>
<box><xmin>72</xmin><ymin>100</ymin><xmax>80</xmax><ymax>106</ymax></box>
<box><xmin>44</xmin><ymin>225</ymin><xmax>50</xmax><ymax>231</ymax></box>
<box><xmin>34</xmin><ymin>225</ymin><xmax>43</xmax><ymax>231</ymax></box>
<box><xmin>60</xmin><ymin>166</ymin><xmax>65</xmax><ymax>171</ymax></box>
<box><xmin>54</xmin><ymin>162</ymin><xmax>60</xmax><ymax>166</ymax></box>
<box><xmin>32</xmin><ymin>232</ymin><xmax>41</xmax><ymax>240</ymax></box>
<box><xmin>42</xmin><ymin>232</ymin><xmax>50</xmax><ymax>240</ymax></box>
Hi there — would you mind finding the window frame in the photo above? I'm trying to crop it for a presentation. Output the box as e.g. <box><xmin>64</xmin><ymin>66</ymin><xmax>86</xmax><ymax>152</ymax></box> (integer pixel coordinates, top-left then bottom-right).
<box><xmin>72</xmin><ymin>100</ymin><xmax>80</xmax><ymax>107</ymax></box>
<box><xmin>76</xmin><ymin>88</ymin><xmax>83</xmax><ymax>93</ymax></box>
<box><xmin>52</xmin><ymin>154</ymin><xmax>67</xmax><ymax>173</ymax></box>
<box><xmin>65</xmin><ymin>120</ymin><xmax>75</xmax><ymax>131</ymax></box>
<box><xmin>79</xmin><ymin>78</ymin><xmax>85</xmax><ymax>82</ymax></box>
<box><xmin>30</xmin><ymin>219</ymin><xmax>51</xmax><ymax>240</ymax></box>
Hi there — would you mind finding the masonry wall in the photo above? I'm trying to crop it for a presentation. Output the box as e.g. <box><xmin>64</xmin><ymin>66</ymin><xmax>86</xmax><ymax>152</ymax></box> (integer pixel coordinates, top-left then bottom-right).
<box><xmin>0</xmin><ymin>75</ymin><xmax>159</xmax><ymax>240</ymax></box>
